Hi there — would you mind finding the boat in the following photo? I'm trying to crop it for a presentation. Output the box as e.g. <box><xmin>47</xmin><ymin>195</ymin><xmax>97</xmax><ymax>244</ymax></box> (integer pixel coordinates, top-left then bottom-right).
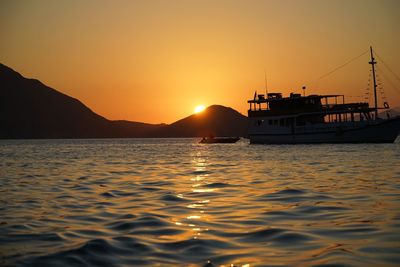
<box><xmin>199</xmin><ymin>136</ymin><xmax>240</xmax><ymax>144</ymax></box>
<box><xmin>247</xmin><ymin>47</ymin><xmax>400</xmax><ymax>144</ymax></box>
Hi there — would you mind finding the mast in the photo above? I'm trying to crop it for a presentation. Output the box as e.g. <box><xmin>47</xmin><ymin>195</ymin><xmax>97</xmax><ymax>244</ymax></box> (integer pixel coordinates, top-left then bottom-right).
<box><xmin>369</xmin><ymin>46</ymin><xmax>378</xmax><ymax>118</ymax></box>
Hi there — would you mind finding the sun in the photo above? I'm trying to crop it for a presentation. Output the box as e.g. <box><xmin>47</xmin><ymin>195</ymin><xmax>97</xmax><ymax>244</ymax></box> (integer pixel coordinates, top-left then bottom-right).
<box><xmin>194</xmin><ymin>105</ymin><xmax>206</xmax><ymax>114</ymax></box>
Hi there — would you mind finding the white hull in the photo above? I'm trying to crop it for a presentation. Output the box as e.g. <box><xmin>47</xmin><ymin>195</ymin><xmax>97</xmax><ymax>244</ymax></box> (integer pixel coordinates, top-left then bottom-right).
<box><xmin>249</xmin><ymin>116</ymin><xmax>400</xmax><ymax>144</ymax></box>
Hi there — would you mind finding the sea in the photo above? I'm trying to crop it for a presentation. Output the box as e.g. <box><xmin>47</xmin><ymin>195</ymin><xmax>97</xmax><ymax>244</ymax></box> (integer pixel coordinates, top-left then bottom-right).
<box><xmin>1</xmin><ymin>138</ymin><xmax>400</xmax><ymax>267</ymax></box>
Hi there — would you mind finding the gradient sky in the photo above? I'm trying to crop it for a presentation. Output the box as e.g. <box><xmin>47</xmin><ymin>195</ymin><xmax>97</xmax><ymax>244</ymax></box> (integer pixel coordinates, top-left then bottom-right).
<box><xmin>1</xmin><ymin>0</ymin><xmax>399</xmax><ymax>123</ymax></box>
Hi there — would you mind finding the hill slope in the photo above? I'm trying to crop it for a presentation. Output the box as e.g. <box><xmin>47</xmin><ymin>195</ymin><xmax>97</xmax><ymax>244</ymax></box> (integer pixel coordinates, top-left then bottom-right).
<box><xmin>0</xmin><ymin>63</ymin><xmax>162</xmax><ymax>138</ymax></box>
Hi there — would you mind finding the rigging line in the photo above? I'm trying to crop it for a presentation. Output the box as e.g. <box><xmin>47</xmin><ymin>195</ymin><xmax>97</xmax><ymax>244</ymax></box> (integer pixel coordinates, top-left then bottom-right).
<box><xmin>377</xmin><ymin>67</ymin><xmax>400</xmax><ymax>95</ymax></box>
<box><xmin>373</xmin><ymin>50</ymin><xmax>400</xmax><ymax>83</ymax></box>
<box><xmin>316</xmin><ymin>50</ymin><xmax>369</xmax><ymax>82</ymax></box>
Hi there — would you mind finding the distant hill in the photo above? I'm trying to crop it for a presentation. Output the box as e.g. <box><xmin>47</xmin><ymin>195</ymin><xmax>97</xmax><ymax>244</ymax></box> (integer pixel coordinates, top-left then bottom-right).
<box><xmin>388</xmin><ymin>106</ymin><xmax>400</xmax><ymax>117</ymax></box>
<box><xmin>154</xmin><ymin>105</ymin><xmax>248</xmax><ymax>137</ymax></box>
<box><xmin>377</xmin><ymin>105</ymin><xmax>400</xmax><ymax>119</ymax></box>
<box><xmin>0</xmin><ymin>63</ymin><xmax>248</xmax><ymax>139</ymax></box>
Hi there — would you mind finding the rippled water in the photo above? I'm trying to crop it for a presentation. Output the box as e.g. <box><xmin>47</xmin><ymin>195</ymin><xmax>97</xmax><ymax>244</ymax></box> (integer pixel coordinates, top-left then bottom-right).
<box><xmin>1</xmin><ymin>138</ymin><xmax>400</xmax><ymax>266</ymax></box>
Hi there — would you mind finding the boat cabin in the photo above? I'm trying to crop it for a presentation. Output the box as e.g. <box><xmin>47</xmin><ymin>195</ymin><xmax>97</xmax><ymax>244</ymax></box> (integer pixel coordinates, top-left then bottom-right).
<box><xmin>248</xmin><ymin>92</ymin><xmax>378</xmax><ymax>126</ymax></box>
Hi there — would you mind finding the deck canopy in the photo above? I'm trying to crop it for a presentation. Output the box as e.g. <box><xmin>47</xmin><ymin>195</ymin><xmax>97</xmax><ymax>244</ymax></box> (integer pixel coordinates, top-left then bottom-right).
<box><xmin>248</xmin><ymin>93</ymin><xmax>343</xmax><ymax>104</ymax></box>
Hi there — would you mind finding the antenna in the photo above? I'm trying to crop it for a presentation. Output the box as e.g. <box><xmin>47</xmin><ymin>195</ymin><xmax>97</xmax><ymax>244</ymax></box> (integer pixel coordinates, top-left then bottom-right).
<box><xmin>302</xmin><ymin>86</ymin><xmax>306</xmax><ymax>97</ymax></box>
<box><xmin>264</xmin><ymin>69</ymin><xmax>268</xmax><ymax>96</ymax></box>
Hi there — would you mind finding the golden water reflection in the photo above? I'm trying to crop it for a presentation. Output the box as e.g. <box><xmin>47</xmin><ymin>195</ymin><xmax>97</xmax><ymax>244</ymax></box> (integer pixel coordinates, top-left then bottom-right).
<box><xmin>2</xmin><ymin>140</ymin><xmax>399</xmax><ymax>266</ymax></box>
<box><xmin>187</xmin><ymin>148</ymin><xmax>213</xmax><ymax>240</ymax></box>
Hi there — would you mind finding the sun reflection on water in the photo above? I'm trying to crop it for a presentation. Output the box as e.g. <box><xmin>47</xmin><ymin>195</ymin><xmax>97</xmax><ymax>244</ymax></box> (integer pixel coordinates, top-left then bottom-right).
<box><xmin>185</xmin><ymin>147</ymin><xmax>214</xmax><ymax>241</ymax></box>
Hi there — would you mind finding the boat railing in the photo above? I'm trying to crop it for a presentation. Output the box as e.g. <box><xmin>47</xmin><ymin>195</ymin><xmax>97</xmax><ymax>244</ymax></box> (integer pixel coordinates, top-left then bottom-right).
<box><xmin>249</xmin><ymin>103</ymin><xmax>375</xmax><ymax>117</ymax></box>
<box><xmin>323</xmin><ymin>103</ymin><xmax>369</xmax><ymax>111</ymax></box>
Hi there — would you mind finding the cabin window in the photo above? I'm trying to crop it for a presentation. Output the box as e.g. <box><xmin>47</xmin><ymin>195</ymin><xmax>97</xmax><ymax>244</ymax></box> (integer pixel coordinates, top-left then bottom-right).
<box><xmin>280</xmin><ymin>118</ymin><xmax>284</xmax><ymax>127</ymax></box>
<box><xmin>268</xmin><ymin>120</ymin><xmax>273</xmax><ymax>125</ymax></box>
<box><xmin>274</xmin><ymin>120</ymin><xmax>278</xmax><ymax>126</ymax></box>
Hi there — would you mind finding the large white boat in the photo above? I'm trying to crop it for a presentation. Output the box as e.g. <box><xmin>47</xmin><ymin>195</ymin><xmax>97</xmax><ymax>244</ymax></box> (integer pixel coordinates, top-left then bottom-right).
<box><xmin>247</xmin><ymin>48</ymin><xmax>400</xmax><ymax>144</ymax></box>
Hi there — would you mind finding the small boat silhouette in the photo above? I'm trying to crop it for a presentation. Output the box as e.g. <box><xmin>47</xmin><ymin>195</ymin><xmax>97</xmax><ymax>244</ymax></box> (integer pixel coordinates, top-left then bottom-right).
<box><xmin>199</xmin><ymin>136</ymin><xmax>240</xmax><ymax>144</ymax></box>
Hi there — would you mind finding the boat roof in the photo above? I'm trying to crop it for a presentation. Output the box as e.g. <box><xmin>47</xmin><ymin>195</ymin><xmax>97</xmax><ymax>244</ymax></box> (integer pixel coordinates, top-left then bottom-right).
<box><xmin>248</xmin><ymin>93</ymin><xmax>344</xmax><ymax>104</ymax></box>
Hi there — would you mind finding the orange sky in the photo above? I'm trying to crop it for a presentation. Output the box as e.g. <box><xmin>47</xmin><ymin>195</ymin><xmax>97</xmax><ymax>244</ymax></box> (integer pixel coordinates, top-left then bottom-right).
<box><xmin>1</xmin><ymin>0</ymin><xmax>399</xmax><ymax>123</ymax></box>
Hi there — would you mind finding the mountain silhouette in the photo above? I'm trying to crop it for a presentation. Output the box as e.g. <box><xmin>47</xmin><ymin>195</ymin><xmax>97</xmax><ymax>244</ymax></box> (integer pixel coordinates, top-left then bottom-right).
<box><xmin>0</xmin><ymin>63</ymin><xmax>165</xmax><ymax>138</ymax></box>
<box><xmin>0</xmin><ymin>63</ymin><xmax>248</xmax><ymax>139</ymax></box>
<box><xmin>154</xmin><ymin>105</ymin><xmax>248</xmax><ymax>137</ymax></box>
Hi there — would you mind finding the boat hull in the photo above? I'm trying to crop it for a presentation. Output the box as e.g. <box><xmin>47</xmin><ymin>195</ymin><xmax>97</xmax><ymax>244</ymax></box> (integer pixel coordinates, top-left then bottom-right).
<box><xmin>249</xmin><ymin>117</ymin><xmax>400</xmax><ymax>144</ymax></box>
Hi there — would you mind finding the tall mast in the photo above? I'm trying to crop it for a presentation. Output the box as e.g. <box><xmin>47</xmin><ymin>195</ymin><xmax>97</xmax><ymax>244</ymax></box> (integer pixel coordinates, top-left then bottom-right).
<box><xmin>369</xmin><ymin>46</ymin><xmax>378</xmax><ymax>118</ymax></box>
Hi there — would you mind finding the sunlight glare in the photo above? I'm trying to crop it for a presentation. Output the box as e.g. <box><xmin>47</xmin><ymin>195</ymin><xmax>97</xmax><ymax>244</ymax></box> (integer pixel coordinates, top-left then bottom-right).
<box><xmin>194</xmin><ymin>105</ymin><xmax>206</xmax><ymax>114</ymax></box>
